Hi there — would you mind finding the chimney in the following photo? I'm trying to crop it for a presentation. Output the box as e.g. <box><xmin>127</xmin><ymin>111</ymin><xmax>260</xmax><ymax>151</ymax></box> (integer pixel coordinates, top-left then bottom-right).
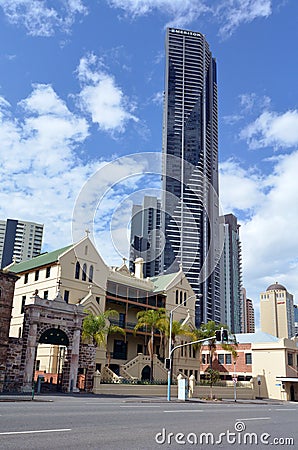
<box><xmin>134</xmin><ymin>257</ymin><xmax>144</xmax><ymax>279</ymax></box>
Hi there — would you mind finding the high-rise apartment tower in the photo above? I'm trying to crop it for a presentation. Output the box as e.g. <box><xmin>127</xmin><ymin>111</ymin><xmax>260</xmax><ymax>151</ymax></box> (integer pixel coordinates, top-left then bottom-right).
<box><xmin>129</xmin><ymin>196</ymin><xmax>162</xmax><ymax>278</ymax></box>
<box><xmin>0</xmin><ymin>219</ymin><xmax>43</xmax><ymax>269</ymax></box>
<box><xmin>162</xmin><ymin>28</ymin><xmax>221</xmax><ymax>326</ymax></box>
<box><xmin>221</xmin><ymin>214</ymin><xmax>242</xmax><ymax>333</ymax></box>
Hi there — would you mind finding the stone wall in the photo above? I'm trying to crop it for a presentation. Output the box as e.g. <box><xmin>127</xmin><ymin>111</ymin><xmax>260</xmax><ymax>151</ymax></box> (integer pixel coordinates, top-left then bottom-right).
<box><xmin>0</xmin><ymin>271</ymin><xmax>19</xmax><ymax>392</ymax></box>
<box><xmin>3</xmin><ymin>338</ymin><xmax>23</xmax><ymax>392</ymax></box>
<box><xmin>78</xmin><ymin>343</ymin><xmax>96</xmax><ymax>392</ymax></box>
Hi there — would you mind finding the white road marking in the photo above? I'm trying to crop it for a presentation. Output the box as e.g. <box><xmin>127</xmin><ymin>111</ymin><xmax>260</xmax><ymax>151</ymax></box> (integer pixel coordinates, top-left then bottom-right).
<box><xmin>238</xmin><ymin>417</ymin><xmax>271</xmax><ymax>421</ymax></box>
<box><xmin>120</xmin><ymin>405</ymin><xmax>161</xmax><ymax>408</ymax></box>
<box><xmin>274</xmin><ymin>408</ymin><xmax>297</xmax><ymax>411</ymax></box>
<box><xmin>0</xmin><ymin>428</ymin><xmax>71</xmax><ymax>435</ymax></box>
<box><xmin>164</xmin><ymin>410</ymin><xmax>204</xmax><ymax>413</ymax></box>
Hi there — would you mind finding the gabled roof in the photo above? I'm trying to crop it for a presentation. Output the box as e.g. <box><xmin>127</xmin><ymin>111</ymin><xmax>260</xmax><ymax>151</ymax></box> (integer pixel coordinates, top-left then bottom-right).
<box><xmin>8</xmin><ymin>244</ymin><xmax>73</xmax><ymax>273</ymax></box>
<box><xmin>235</xmin><ymin>331</ymin><xmax>279</xmax><ymax>344</ymax></box>
<box><xmin>150</xmin><ymin>272</ymin><xmax>179</xmax><ymax>293</ymax></box>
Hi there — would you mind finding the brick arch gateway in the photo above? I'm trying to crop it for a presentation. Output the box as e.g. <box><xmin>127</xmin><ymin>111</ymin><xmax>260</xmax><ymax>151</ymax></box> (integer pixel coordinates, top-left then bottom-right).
<box><xmin>18</xmin><ymin>293</ymin><xmax>95</xmax><ymax>393</ymax></box>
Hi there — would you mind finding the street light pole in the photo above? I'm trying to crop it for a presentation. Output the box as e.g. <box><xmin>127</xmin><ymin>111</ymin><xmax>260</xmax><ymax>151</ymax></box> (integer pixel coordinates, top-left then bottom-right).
<box><xmin>167</xmin><ymin>294</ymin><xmax>196</xmax><ymax>402</ymax></box>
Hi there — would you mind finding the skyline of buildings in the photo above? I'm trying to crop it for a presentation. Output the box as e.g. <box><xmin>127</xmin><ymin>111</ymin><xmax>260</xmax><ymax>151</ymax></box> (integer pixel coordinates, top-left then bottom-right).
<box><xmin>161</xmin><ymin>28</ymin><xmax>221</xmax><ymax>327</ymax></box>
<box><xmin>1</xmin><ymin>28</ymin><xmax>296</xmax><ymax>335</ymax></box>
<box><xmin>0</xmin><ymin>219</ymin><xmax>43</xmax><ymax>269</ymax></box>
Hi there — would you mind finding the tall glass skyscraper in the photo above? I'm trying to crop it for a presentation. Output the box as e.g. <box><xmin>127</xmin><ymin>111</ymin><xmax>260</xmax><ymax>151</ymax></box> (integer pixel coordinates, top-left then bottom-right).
<box><xmin>161</xmin><ymin>28</ymin><xmax>222</xmax><ymax>326</ymax></box>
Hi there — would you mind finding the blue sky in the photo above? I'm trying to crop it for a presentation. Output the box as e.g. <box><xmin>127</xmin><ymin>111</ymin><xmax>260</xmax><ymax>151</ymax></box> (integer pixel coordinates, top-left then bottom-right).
<box><xmin>1</xmin><ymin>0</ymin><xmax>298</xmax><ymax>324</ymax></box>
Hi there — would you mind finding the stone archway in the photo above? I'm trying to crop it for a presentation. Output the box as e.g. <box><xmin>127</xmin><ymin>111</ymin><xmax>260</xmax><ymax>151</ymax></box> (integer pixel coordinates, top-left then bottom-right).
<box><xmin>141</xmin><ymin>365</ymin><xmax>151</xmax><ymax>381</ymax></box>
<box><xmin>20</xmin><ymin>292</ymin><xmax>88</xmax><ymax>393</ymax></box>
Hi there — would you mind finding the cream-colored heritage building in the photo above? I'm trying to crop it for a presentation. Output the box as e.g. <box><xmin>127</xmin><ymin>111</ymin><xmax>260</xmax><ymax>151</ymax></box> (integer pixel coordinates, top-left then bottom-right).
<box><xmin>260</xmin><ymin>282</ymin><xmax>295</xmax><ymax>339</ymax></box>
<box><xmin>251</xmin><ymin>335</ymin><xmax>298</xmax><ymax>401</ymax></box>
<box><xmin>7</xmin><ymin>236</ymin><xmax>199</xmax><ymax>383</ymax></box>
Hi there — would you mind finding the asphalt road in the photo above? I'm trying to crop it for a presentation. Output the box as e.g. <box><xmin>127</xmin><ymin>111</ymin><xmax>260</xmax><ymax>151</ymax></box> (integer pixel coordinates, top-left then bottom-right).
<box><xmin>0</xmin><ymin>396</ymin><xmax>297</xmax><ymax>449</ymax></box>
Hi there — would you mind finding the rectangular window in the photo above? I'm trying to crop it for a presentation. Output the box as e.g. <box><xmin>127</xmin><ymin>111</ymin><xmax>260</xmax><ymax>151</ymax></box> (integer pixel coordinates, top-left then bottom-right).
<box><xmin>245</xmin><ymin>353</ymin><xmax>252</xmax><ymax>365</ymax></box>
<box><xmin>35</xmin><ymin>270</ymin><xmax>39</xmax><ymax>281</ymax></box>
<box><xmin>288</xmin><ymin>353</ymin><xmax>293</xmax><ymax>366</ymax></box>
<box><xmin>46</xmin><ymin>267</ymin><xmax>51</xmax><ymax>278</ymax></box>
<box><xmin>24</xmin><ymin>273</ymin><xmax>28</xmax><ymax>284</ymax></box>
<box><xmin>225</xmin><ymin>354</ymin><xmax>232</xmax><ymax>365</ymax></box>
<box><xmin>218</xmin><ymin>354</ymin><xmax>224</xmax><ymax>365</ymax></box>
<box><xmin>35</xmin><ymin>360</ymin><xmax>40</xmax><ymax>371</ymax></box>
<box><xmin>21</xmin><ymin>296</ymin><xmax>26</xmax><ymax>314</ymax></box>
<box><xmin>113</xmin><ymin>340</ymin><xmax>127</xmax><ymax>360</ymax></box>
<box><xmin>43</xmin><ymin>291</ymin><xmax>48</xmax><ymax>300</ymax></box>
<box><xmin>64</xmin><ymin>290</ymin><xmax>69</xmax><ymax>303</ymax></box>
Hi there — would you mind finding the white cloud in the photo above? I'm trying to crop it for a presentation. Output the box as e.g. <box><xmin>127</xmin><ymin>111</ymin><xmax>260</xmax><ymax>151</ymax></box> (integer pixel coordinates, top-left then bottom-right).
<box><xmin>76</xmin><ymin>53</ymin><xmax>138</xmax><ymax>133</ymax></box>
<box><xmin>0</xmin><ymin>0</ymin><xmax>88</xmax><ymax>36</ymax></box>
<box><xmin>220</xmin><ymin>151</ymin><xmax>298</xmax><ymax>314</ymax></box>
<box><xmin>217</xmin><ymin>0</ymin><xmax>272</xmax><ymax>38</ymax></box>
<box><xmin>151</xmin><ymin>91</ymin><xmax>164</xmax><ymax>106</ymax></box>
<box><xmin>0</xmin><ymin>84</ymin><xmax>95</xmax><ymax>250</ymax></box>
<box><xmin>107</xmin><ymin>0</ymin><xmax>273</xmax><ymax>36</ymax></box>
<box><xmin>0</xmin><ymin>84</ymin><xmax>153</xmax><ymax>261</ymax></box>
<box><xmin>240</xmin><ymin>109</ymin><xmax>298</xmax><ymax>149</ymax></box>
<box><xmin>219</xmin><ymin>159</ymin><xmax>265</xmax><ymax>213</ymax></box>
<box><xmin>107</xmin><ymin>0</ymin><xmax>210</xmax><ymax>27</ymax></box>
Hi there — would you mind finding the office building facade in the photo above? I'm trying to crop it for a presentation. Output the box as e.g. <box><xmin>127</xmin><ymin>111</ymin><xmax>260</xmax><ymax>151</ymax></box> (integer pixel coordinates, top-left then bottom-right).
<box><xmin>129</xmin><ymin>196</ymin><xmax>162</xmax><ymax>278</ymax></box>
<box><xmin>161</xmin><ymin>28</ymin><xmax>221</xmax><ymax>326</ymax></box>
<box><xmin>241</xmin><ymin>287</ymin><xmax>255</xmax><ymax>333</ymax></box>
<box><xmin>260</xmin><ymin>282</ymin><xmax>295</xmax><ymax>339</ymax></box>
<box><xmin>221</xmin><ymin>214</ymin><xmax>242</xmax><ymax>333</ymax></box>
<box><xmin>0</xmin><ymin>219</ymin><xmax>43</xmax><ymax>269</ymax></box>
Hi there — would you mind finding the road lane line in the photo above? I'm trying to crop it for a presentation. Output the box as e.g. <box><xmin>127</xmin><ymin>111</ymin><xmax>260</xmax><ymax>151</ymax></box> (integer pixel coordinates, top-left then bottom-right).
<box><xmin>274</xmin><ymin>408</ymin><xmax>297</xmax><ymax>411</ymax></box>
<box><xmin>0</xmin><ymin>428</ymin><xmax>72</xmax><ymax>435</ymax></box>
<box><xmin>164</xmin><ymin>410</ymin><xmax>204</xmax><ymax>413</ymax></box>
<box><xmin>238</xmin><ymin>417</ymin><xmax>271</xmax><ymax>421</ymax></box>
<box><xmin>120</xmin><ymin>405</ymin><xmax>161</xmax><ymax>408</ymax></box>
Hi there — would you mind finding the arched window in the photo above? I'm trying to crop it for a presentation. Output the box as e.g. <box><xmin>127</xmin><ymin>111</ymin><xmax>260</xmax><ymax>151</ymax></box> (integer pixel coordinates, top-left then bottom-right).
<box><xmin>180</xmin><ymin>291</ymin><xmax>183</xmax><ymax>304</ymax></box>
<box><xmin>184</xmin><ymin>292</ymin><xmax>187</xmax><ymax>303</ymax></box>
<box><xmin>89</xmin><ymin>265</ymin><xmax>94</xmax><ymax>283</ymax></box>
<box><xmin>75</xmin><ymin>261</ymin><xmax>80</xmax><ymax>279</ymax></box>
<box><xmin>82</xmin><ymin>263</ymin><xmax>87</xmax><ymax>281</ymax></box>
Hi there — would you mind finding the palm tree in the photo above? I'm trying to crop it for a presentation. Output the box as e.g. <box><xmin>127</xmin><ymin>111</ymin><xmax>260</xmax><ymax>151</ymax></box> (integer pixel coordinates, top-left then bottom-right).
<box><xmin>134</xmin><ymin>308</ymin><xmax>166</xmax><ymax>382</ymax></box>
<box><xmin>221</xmin><ymin>334</ymin><xmax>238</xmax><ymax>375</ymax></box>
<box><xmin>82</xmin><ymin>310</ymin><xmax>125</xmax><ymax>366</ymax></box>
<box><xmin>187</xmin><ymin>326</ymin><xmax>206</xmax><ymax>381</ymax></box>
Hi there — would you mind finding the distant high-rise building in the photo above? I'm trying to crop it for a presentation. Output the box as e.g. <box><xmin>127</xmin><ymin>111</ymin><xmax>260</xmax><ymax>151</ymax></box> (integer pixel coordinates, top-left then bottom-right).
<box><xmin>241</xmin><ymin>287</ymin><xmax>255</xmax><ymax>333</ymax></box>
<box><xmin>260</xmin><ymin>282</ymin><xmax>295</xmax><ymax>339</ymax></box>
<box><xmin>129</xmin><ymin>196</ymin><xmax>162</xmax><ymax>278</ymax></box>
<box><xmin>161</xmin><ymin>28</ymin><xmax>221</xmax><ymax>326</ymax></box>
<box><xmin>294</xmin><ymin>304</ymin><xmax>298</xmax><ymax>336</ymax></box>
<box><xmin>221</xmin><ymin>214</ymin><xmax>242</xmax><ymax>333</ymax></box>
<box><xmin>0</xmin><ymin>219</ymin><xmax>43</xmax><ymax>269</ymax></box>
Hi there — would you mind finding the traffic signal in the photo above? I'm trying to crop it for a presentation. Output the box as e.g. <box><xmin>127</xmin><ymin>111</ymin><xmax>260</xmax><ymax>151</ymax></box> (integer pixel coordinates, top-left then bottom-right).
<box><xmin>165</xmin><ymin>358</ymin><xmax>171</xmax><ymax>370</ymax></box>
<box><xmin>215</xmin><ymin>330</ymin><xmax>222</xmax><ymax>341</ymax></box>
<box><xmin>222</xmin><ymin>329</ymin><xmax>229</xmax><ymax>342</ymax></box>
<box><xmin>215</xmin><ymin>328</ymin><xmax>229</xmax><ymax>342</ymax></box>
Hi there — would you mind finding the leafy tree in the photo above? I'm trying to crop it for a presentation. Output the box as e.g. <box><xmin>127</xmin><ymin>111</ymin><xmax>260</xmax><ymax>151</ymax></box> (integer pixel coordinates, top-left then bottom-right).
<box><xmin>134</xmin><ymin>308</ymin><xmax>166</xmax><ymax>381</ymax></box>
<box><xmin>206</xmin><ymin>368</ymin><xmax>220</xmax><ymax>399</ymax></box>
<box><xmin>82</xmin><ymin>310</ymin><xmax>125</xmax><ymax>366</ymax></box>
